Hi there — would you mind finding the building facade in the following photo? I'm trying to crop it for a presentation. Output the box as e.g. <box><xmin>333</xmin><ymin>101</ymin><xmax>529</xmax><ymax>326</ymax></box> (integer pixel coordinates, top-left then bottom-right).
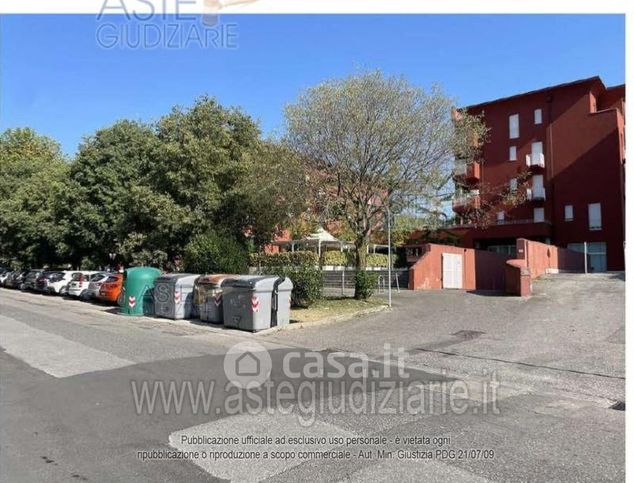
<box><xmin>450</xmin><ymin>77</ymin><xmax>625</xmax><ymax>271</ymax></box>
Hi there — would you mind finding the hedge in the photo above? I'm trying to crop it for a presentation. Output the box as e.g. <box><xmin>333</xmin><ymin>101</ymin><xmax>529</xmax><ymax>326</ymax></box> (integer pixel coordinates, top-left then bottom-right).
<box><xmin>322</xmin><ymin>252</ymin><xmax>391</xmax><ymax>268</ymax></box>
<box><xmin>250</xmin><ymin>250</ymin><xmax>318</xmax><ymax>268</ymax></box>
<box><xmin>322</xmin><ymin>251</ymin><xmax>353</xmax><ymax>266</ymax></box>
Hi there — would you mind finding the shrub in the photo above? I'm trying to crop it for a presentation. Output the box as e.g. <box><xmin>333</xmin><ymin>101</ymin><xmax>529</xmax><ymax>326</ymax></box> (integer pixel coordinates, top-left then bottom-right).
<box><xmin>366</xmin><ymin>253</ymin><xmax>390</xmax><ymax>267</ymax></box>
<box><xmin>354</xmin><ymin>271</ymin><xmax>379</xmax><ymax>300</ymax></box>
<box><xmin>183</xmin><ymin>232</ymin><xmax>249</xmax><ymax>274</ymax></box>
<box><xmin>250</xmin><ymin>250</ymin><xmax>318</xmax><ymax>269</ymax></box>
<box><xmin>322</xmin><ymin>251</ymin><xmax>353</xmax><ymax>266</ymax></box>
<box><xmin>267</xmin><ymin>264</ymin><xmax>323</xmax><ymax>308</ymax></box>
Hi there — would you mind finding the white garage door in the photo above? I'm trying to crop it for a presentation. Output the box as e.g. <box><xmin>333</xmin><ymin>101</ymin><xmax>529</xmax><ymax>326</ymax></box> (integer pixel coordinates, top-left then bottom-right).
<box><xmin>442</xmin><ymin>253</ymin><xmax>463</xmax><ymax>289</ymax></box>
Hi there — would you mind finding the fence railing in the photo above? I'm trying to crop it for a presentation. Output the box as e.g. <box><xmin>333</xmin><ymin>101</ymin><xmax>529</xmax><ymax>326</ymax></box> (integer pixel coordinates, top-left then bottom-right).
<box><xmin>322</xmin><ymin>269</ymin><xmax>409</xmax><ymax>295</ymax></box>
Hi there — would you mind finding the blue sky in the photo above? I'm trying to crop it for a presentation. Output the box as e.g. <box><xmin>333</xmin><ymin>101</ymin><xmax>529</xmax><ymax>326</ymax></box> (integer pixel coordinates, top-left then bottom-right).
<box><xmin>0</xmin><ymin>14</ymin><xmax>625</xmax><ymax>155</ymax></box>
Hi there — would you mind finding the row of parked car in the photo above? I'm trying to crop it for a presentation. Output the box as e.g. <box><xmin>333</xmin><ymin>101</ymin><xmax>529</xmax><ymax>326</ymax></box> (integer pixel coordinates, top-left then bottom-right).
<box><xmin>0</xmin><ymin>268</ymin><xmax>124</xmax><ymax>304</ymax></box>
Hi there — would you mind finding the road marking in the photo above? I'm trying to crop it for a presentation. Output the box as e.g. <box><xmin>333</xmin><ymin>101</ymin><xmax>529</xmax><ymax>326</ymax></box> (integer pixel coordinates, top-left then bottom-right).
<box><xmin>0</xmin><ymin>315</ymin><xmax>134</xmax><ymax>378</ymax></box>
<box><xmin>169</xmin><ymin>412</ymin><xmax>355</xmax><ymax>481</ymax></box>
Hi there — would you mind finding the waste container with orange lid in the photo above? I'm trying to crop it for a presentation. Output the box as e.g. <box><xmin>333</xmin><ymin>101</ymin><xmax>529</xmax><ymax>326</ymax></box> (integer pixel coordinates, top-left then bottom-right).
<box><xmin>197</xmin><ymin>274</ymin><xmax>237</xmax><ymax>323</ymax></box>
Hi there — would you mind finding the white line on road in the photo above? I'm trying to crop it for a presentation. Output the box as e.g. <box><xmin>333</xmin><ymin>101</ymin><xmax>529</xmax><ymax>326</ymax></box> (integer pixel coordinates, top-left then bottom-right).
<box><xmin>0</xmin><ymin>314</ymin><xmax>134</xmax><ymax>378</ymax></box>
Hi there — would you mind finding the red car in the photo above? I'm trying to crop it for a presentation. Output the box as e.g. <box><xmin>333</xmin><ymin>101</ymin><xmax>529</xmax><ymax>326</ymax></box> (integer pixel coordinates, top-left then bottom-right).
<box><xmin>97</xmin><ymin>274</ymin><xmax>124</xmax><ymax>305</ymax></box>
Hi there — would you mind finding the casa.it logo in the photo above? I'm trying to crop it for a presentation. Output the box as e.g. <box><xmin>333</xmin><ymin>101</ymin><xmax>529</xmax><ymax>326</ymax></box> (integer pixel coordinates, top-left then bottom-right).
<box><xmin>202</xmin><ymin>0</ymin><xmax>259</xmax><ymax>26</ymax></box>
<box><xmin>223</xmin><ymin>341</ymin><xmax>271</xmax><ymax>389</ymax></box>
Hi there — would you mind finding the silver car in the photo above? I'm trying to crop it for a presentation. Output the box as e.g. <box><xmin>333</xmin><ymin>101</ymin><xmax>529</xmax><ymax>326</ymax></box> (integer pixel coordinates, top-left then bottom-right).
<box><xmin>82</xmin><ymin>272</ymin><xmax>111</xmax><ymax>301</ymax></box>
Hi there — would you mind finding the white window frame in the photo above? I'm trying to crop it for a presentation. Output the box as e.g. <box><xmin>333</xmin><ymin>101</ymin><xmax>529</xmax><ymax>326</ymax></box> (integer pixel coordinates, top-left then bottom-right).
<box><xmin>534</xmin><ymin>207</ymin><xmax>545</xmax><ymax>223</ymax></box>
<box><xmin>588</xmin><ymin>203</ymin><xmax>602</xmax><ymax>231</ymax></box>
<box><xmin>497</xmin><ymin>211</ymin><xmax>505</xmax><ymax>224</ymax></box>
<box><xmin>509</xmin><ymin>146</ymin><xmax>517</xmax><ymax>161</ymax></box>
<box><xmin>509</xmin><ymin>178</ymin><xmax>517</xmax><ymax>192</ymax></box>
<box><xmin>509</xmin><ymin>114</ymin><xmax>519</xmax><ymax>139</ymax></box>
<box><xmin>564</xmin><ymin>204</ymin><xmax>573</xmax><ymax>222</ymax></box>
<box><xmin>534</xmin><ymin>108</ymin><xmax>543</xmax><ymax>125</ymax></box>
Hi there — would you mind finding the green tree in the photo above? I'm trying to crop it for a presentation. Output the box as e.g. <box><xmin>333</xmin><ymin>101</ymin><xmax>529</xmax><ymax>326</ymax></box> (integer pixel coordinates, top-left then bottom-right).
<box><xmin>0</xmin><ymin>128</ymin><xmax>69</xmax><ymax>267</ymax></box>
<box><xmin>284</xmin><ymin>70</ymin><xmax>488</xmax><ymax>298</ymax></box>
<box><xmin>57</xmin><ymin>120</ymin><xmax>158</xmax><ymax>266</ymax></box>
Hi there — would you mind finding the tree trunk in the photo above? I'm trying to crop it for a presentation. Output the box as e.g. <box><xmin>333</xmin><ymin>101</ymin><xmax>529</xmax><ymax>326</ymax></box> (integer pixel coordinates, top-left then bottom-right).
<box><xmin>353</xmin><ymin>237</ymin><xmax>369</xmax><ymax>299</ymax></box>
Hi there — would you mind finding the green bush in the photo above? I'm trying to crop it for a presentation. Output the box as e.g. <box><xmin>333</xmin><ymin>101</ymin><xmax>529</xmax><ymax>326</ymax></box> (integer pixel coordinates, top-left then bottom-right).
<box><xmin>250</xmin><ymin>250</ymin><xmax>318</xmax><ymax>268</ymax></box>
<box><xmin>183</xmin><ymin>232</ymin><xmax>248</xmax><ymax>274</ymax></box>
<box><xmin>267</xmin><ymin>264</ymin><xmax>323</xmax><ymax>308</ymax></box>
<box><xmin>322</xmin><ymin>251</ymin><xmax>353</xmax><ymax>266</ymax></box>
<box><xmin>354</xmin><ymin>271</ymin><xmax>379</xmax><ymax>300</ymax></box>
<box><xmin>366</xmin><ymin>253</ymin><xmax>390</xmax><ymax>267</ymax></box>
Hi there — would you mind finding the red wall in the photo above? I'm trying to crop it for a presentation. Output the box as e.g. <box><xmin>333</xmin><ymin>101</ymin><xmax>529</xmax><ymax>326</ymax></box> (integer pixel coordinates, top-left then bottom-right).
<box><xmin>409</xmin><ymin>240</ymin><xmax>584</xmax><ymax>296</ymax></box>
<box><xmin>505</xmin><ymin>239</ymin><xmax>585</xmax><ymax>296</ymax></box>
<box><xmin>408</xmin><ymin>243</ymin><xmax>509</xmax><ymax>291</ymax></box>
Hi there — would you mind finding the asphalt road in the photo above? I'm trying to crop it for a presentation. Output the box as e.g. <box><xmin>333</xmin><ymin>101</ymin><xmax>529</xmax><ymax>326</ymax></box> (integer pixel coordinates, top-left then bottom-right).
<box><xmin>0</xmin><ymin>273</ymin><xmax>625</xmax><ymax>482</ymax></box>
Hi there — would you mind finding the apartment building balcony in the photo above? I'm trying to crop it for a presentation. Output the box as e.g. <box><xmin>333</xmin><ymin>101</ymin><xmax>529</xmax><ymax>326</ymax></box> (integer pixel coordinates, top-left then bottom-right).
<box><xmin>453</xmin><ymin>160</ymin><xmax>481</xmax><ymax>183</ymax></box>
<box><xmin>526</xmin><ymin>187</ymin><xmax>546</xmax><ymax>201</ymax></box>
<box><xmin>452</xmin><ymin>192</ymin><xmax>481</xmax><ymax>213</ymax></box>
<box><xmin>525</xmin><ymin>153</ymin><xmax>545</xmax><ymax>169</ymax></box>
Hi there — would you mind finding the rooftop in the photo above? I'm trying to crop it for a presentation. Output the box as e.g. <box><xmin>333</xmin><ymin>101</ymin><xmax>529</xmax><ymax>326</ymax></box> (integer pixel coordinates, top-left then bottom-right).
<box><xmin>462</xmin><ymin>76</ymin><xmax>609</xmax><ymax>111</ymax></box>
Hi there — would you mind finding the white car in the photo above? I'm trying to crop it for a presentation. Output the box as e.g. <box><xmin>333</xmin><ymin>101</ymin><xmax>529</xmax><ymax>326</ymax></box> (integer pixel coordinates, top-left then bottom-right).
<box><xmin>67</xmin><ymin>271</ymin><xmax>99</xmax><ymax>298</ymax></box>
<box><xmin>0</xmin><ymin>271</ymin><xmax>10</xmax><ymax>286</ymax></box>
<box><xmin>47</xmin><ymin>271</ymin><xmax>82</xmax><ymax>295</ymax></box>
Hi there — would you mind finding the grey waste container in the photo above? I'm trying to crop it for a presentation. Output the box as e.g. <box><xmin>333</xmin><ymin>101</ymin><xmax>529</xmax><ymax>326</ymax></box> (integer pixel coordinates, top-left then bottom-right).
<box><xmin>222</xmin><ymin>276</ymin><xmax>293</xmax><ymax>332</ymax></box>
<box><xmin>198</xmin><ymin>274</ymin><xmax>237</xmax><ymax>324</ymax></box>
<box><xmin>153</xmin><ymin>273</ymin><xmax>200</xmax><ymax>320</ymax></box>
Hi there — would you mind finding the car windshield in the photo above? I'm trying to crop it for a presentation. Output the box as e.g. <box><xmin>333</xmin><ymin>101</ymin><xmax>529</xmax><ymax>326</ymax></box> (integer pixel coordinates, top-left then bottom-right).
<box><xmin>90</xmin><ymin>273</ymin><xmax>108</xmax><ymax>282</ymax></box>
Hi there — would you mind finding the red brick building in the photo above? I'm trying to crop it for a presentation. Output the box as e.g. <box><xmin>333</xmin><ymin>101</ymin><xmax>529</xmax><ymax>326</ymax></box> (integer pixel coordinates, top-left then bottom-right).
<box><xmin>450</xmin><ymin>77</ymin><xmax>625</xmax><ymax>271</ymax></box>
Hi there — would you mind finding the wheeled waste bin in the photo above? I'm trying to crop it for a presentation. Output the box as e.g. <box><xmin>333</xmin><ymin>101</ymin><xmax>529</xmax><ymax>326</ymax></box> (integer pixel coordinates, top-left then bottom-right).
<box><xmin>222</xmin><ymin>276</ymin><xmax>293</xmax><ymax>332</ymax></box>
<box><xmin>153</xmin><ymin>273</ymin><xmax>200</xmax><ymax>320</ymax></box>
<box><xmin>121</xmin><ymin>267</ymin><xmax>162</xmax><ymax>316</ymax></box>
<box><xmin>195</xmin><ymin>274</ymin><xmax>236</xmax><ymax>324</ymax></box>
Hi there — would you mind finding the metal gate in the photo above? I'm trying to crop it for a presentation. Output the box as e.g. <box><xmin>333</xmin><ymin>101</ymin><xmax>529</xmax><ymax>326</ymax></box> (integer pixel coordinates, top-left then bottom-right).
<box><xmin>442</xmin><ymin>253</ymin><xmax>463</xmax><ymax>289</ymax></box>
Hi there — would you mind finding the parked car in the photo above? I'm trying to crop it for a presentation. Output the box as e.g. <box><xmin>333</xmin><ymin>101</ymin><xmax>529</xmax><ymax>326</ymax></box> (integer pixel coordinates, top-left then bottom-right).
<box><xmin>21</xmin><ymin>270</ymin><xmax>44</xmax><ymax>291</ymax></box>
<box><xmin>0</xmin><ymin>270</ymin><xmax>12</xmax><ymax>286</ymax></box>
<box><xmin>46</xmin><ymin>271</ymin><xmax>80</xmax><ymax>296</ymax></box>
<box><xmin>82</xmin><ymin>272</ymin><xmax>111</xmax><ymax>301</ymax></box>
<box><xmin>4</xmin><ymin>270</ymin><xmax>28</xmax><ymax>289</ymax></box>
<box><xmin>35</xmin><ymin>271</ymin><xmax>65</xmax><ymax>293</ymax></box>
<box><xmin>97</xmin><ymin>273</ymin><xmax>124</xmax><ymax>304</ymax></box>
<box><xmin>67</xmin><ymin>271</ymin><xmax>98</xmax><ymax>298</ymax></box>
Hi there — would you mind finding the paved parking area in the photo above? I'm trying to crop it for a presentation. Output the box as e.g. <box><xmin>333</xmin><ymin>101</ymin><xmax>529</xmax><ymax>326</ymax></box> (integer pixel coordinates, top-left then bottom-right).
<box><xmin>0</xmin><ymin>273</ymin><xmax>625</xmax><ymax>482</ymax></box>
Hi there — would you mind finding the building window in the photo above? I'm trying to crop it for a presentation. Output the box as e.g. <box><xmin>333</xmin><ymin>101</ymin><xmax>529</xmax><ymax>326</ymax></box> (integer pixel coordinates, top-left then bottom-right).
<box><xmin>509</xmin><ymin>114</ymin><xmax>519</xmax><ymax>139</ymax></box>
<box><xmin>534</xmin><ymin>108</ymin><xmax>542</xmax><ymax>125</ymax></box>
<box><xmin>509</xmin><ymin>146</ymin><xmax>517</xmax><ymax>161</ymax></box>
<box><xmin>497</xmin><ymin>211</ymin><xmax>505</xmax><ymax>224</ymax></box>
<box><xmin>534</xmin><ymin>207</ymin><xmax>545</xmax><ymax>223</ymax></box>
<box><xmin>588</xmin><ymin>203</ymin><xmax>602</xmax><ymax>230</ymax></box>
<box><xmin>510</xmin><ymin>178</ymin><xmax>517</xmax><ymax>192</ymax></box>
<box><xmin>564</xmin><ymin>204</ymin><xmax>573</xmax><ymax>221</ymax></box>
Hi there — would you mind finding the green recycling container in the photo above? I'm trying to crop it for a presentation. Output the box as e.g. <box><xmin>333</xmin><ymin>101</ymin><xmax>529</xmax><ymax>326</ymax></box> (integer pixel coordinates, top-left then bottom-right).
<box><xmin>121</xmin><ymin>267</ymin><xmax>162</xmax><ymax>316</ymax></box>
